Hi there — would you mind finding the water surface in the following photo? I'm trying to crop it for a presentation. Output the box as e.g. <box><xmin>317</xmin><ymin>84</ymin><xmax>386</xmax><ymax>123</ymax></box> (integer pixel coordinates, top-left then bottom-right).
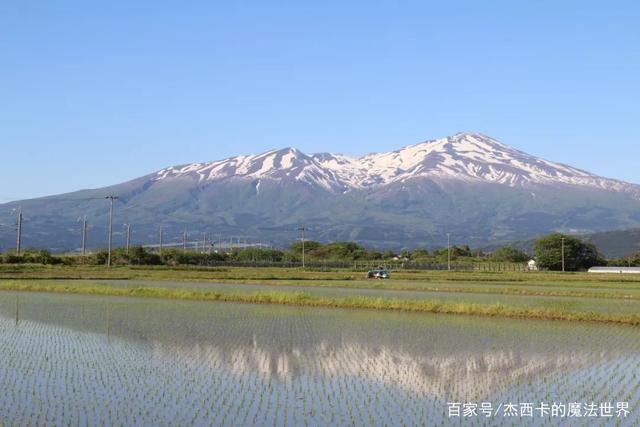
<box><xmin>0</xmin><ymin>291</ymin><xmax>638</xmax><ymax>426</ymax></box>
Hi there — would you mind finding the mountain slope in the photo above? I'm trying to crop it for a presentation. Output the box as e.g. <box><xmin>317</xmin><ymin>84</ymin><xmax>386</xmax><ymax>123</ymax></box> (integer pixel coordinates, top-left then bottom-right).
<box><xmin>1</xmin><ymin>133</ymin><xmax>639</xmax><ymax>252</ymax></box>
<box><xmin>585</xmin><ymin>228</ymin><xmax>640</xmax><ymax>258</ymax></box>
<box><xmin>354</xmin><ymin>133</ymin><xmax>637</xmax><ymax>193</ymax></box>
<box><xmin>152</xmin><ymin>133</ymin><xmax>639</xmax><ymax>196</ymax></box>
<box><xmin>155</xmin><ymin>147</ymin><xmax>349</xmax><ymax>192</ymax></box>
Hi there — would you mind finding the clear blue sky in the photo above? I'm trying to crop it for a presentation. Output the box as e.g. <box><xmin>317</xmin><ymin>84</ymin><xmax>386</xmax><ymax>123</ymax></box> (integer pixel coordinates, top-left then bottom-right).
<box><xmin>1</xmin><ymin>1</ymin><xmax>638</xmax><ymax>201</ymax></box>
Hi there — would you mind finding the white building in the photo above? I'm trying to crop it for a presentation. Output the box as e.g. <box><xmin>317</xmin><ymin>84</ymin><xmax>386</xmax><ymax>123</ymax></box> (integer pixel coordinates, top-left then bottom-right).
<box><xmin>588</xmin><ymin>267</ymin><xmax>640</xmax><ymax>274</ymax></box>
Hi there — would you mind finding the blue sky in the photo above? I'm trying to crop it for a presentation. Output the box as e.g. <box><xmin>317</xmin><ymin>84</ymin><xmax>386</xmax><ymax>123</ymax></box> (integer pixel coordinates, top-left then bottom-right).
<box><xmin>1</xmin><ymin>1</ymin><xmax>639</xmax><ymax>201</ymax></box>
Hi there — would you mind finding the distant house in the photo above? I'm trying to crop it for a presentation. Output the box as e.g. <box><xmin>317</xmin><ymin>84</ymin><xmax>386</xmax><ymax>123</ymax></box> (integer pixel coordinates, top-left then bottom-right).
<box><xmin>588</xmin><ymin>267</ymin><xmax>640</xmax><ymax>274</ymax></box>
<box><xmin>527</xmin><ymin>259</ymin><xmax>538</xmax><ymax>271</ymax></box>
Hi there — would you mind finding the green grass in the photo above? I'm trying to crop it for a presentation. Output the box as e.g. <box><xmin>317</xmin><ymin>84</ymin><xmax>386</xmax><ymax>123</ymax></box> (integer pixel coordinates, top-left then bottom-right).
<box><xmin>2</xmin><ymin>278</ymin><xmax>640</xmax><ymax>326</ymax></box>
<box><xmin>3</xmin><ymin>264</ymin><xmax>640</xmax><ymax>300</ymax></box>
<box><xmin>158</xmin><ymin>278</ymin><xmax>640</xmax><ymax>300</ymax></box>
<box><xmin>2</xmin><ymin>264</ymin><xmax>640</xmax><ymax>324</ymax></box>
<box><xmin>3</xmin><ymin>263</ymin><xmax>640</xmax><ymax>283</ymax></box>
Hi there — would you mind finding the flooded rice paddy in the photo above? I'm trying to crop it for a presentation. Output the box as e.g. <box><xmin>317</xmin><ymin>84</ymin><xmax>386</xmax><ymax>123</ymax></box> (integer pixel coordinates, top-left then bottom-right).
<box><xmin>0</xmin><ymin>291</ymin><xmax>639</xmax><ymax>426</ymax></box>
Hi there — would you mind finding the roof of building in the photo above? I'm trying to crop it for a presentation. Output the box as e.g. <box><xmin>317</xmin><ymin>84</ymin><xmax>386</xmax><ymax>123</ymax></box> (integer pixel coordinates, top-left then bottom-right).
<box><xmin>588</xmin><ymin>266</ymin><xmax>640</xmax><ymax>274</ymax></box>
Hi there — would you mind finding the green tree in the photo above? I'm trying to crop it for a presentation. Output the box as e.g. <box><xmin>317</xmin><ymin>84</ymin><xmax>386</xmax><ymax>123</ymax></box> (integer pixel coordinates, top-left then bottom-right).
<box><xmin>410</xmin><ymin>249</ymin><xmax>431</xmax><ymax>260</ymax></box>
<box><xmin>607</xmin><ymin>252</ymin><xmax>640</xmax><ymax>267</ymax></box>
<box><xmin>127</xmin><ymin>246</ymin><xmax>162</xmax><ymax>265</ymax></box>
<box><xmin>231</xmin><ymin>248</ymin><xmax>285</xmax><ymax>262</ymax></box>
<box><xmin>364</xmin><ymin>250</ymin><xmax>383</xmax><ymax>260</ymax></box>
<box><xmin>452</xmin><ymin>245</ymin><xmax>472</xmax><ymax>257</ymax></box>
<box><xmin>311</xmin><ymin>242</ymin><xmax>367</xmax><ymax>260</ymax></box>
<box><xmin>382</xmin><ymin>250</ymin><xmax>396</xmax><ymax>260</ymax></box>
<box><xmin>534</xmin><ymin>233</ymin><xmax>603</xmax><ymax>271</ymax></box>
<box><xmin>22</xmin><ymin>249</ymin><xmax>60</xmax><ymax>264</ymax></box>
<box><xmin>490</xmin><ymin>247</ymin><xmax>530</xmax><ymax>263</ymax></box>
<box><xmin>432</xmin><ymin>245</ymin><xmax>470</xmax><ymax>261</ymax></box>
<box><xmin>290</xmin><ymin>240</ymin><xmax>322</xmax><ymax>253</ymax></box>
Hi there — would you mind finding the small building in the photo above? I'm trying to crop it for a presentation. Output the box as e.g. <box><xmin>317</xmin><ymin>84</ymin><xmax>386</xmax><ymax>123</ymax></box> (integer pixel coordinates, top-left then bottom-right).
<box><xmin>527</xmin><ymin>259</ymin><xmax>538</xmax><ymax>271</ymax></box>
<box><xmin>588</xmin><ymin>267</ymin><xmax>640</xmax><ymax>274</ymax></box>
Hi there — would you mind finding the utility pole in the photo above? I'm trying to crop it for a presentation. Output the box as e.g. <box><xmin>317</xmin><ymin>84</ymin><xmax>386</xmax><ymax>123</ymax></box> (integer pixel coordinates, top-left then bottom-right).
<box><xmin>16</xmin><ymin>208</ymin><xmax>22</xmax><ymax>256</ymax></box>
<box><xmin>125</xmin><ymin>224</ymin><xmax>131</xmax><ymax>255</ymax></box>
<box><xmin>123</xmin><ymin>224</ymin><xmax>131</xmax><ymax>255</ymax></box>
<box><xmin>105</xmin><ymin>195</ymin><xmax>118</xmax><ymax>267</ymax></box>
<box><xmin>447</xmin><ymin>233</ymin><xmax>451</xmax><ymax>271</ymax></box>
<box><xmin>81</xmin><ymin>217</ymin><xmax>87</xmax><ymax>256</ymax></box>
<box><xmin>297</xmin><ymin>227</ymin><xmax>308</xmax><ymax>268</ymax></box>
<box><xmin>202</xmin><ymin>232</ymin><xmax>206</xmax><ymax>254</ymax></box>
<box><xmin>183</xmin><ymin>230</ymin><xmax>187</xmax><ymax>253</ymax></box>
<box><xmin>561</xmin><ymin>237</ymin><xmax>566</xmax><ymax>272</ymax></box>
<box><xmin>159</xmin><ymin>226</ymin><xmax>164</xmax><ymax>255</ymax></box>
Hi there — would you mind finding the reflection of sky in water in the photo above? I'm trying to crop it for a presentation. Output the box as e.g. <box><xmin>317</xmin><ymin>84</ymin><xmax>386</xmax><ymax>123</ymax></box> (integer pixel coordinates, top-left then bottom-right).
<box><xmin>0</xmin><ymin>292</ymin><xmax>638</xmax><ymax>426</ymax></box>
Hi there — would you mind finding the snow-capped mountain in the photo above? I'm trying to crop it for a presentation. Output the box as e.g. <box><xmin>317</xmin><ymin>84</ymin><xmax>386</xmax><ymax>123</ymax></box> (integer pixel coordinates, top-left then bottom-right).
<box><xmin>155</xmin><ymin>147</ymin><xmax>347</xmax><ymax>191</ymax></box>
<box><xmin>153</xmin><ymin>133</ymin><xmax>640</xmax><ymax>197</ymax></box>
<box><xmin>1</xmin><ymin>132</ymin><xmax>639</xmax><ymax>251</ymax></box>
<box><xmin>352</xmin><ymin>133</ymin><xmax>635</xmax><ymax>192</ymax></box>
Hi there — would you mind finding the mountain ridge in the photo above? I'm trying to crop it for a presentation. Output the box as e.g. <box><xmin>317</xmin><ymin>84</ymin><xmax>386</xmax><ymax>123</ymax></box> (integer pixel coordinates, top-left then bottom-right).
<box><xmin>1</xmin><ymin>132</ymin><xmax>639</xmax><ymax>252</ymax></box>
<box><xmin>152</xmin><ymin>133</ymin><xmax>640</xmax><ymax>196</ymax></box>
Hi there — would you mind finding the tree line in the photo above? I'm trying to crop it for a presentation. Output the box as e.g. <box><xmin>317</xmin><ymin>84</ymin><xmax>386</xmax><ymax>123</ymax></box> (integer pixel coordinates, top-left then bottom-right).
<box><xmin>0</xmin><ymin>233</ymin><xmax>634</xmax><ymax>271</ymax></box>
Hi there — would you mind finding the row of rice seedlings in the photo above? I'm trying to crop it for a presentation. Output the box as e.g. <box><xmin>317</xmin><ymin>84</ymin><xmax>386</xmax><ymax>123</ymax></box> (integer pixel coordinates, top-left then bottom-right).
<box><xmin>1</xmin><ymin>292</ymin><xmax>640</xmax><ymax>425</ymax></box>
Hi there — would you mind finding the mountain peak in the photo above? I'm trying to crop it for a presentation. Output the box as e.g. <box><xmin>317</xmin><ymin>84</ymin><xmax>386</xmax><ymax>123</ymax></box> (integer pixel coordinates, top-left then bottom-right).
<box><xmin>4</xmin><ymin>133</ymin><xmax>640</xmax><ymax>251</ymax></box>
<box><xmin>155</xmin><ymin>145</ymin><xmax>346</xmax><ymax>190</ymax></box>
<box><xmin>153</xmin><ymin>133</ymin><xmax>638</xmax><ymax>197</ymax></box>
<box><xmin>451</xmin><ymin>131</ymin><xmax>492</xmax><ymax>140</ymax></box>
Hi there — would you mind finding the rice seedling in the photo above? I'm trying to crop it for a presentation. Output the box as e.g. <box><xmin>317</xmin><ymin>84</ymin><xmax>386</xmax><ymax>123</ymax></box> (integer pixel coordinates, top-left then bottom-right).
<box><xmin>0</xmin><ymin>291</ymin><xmax>638</xmax><ymax>425</ymax></box>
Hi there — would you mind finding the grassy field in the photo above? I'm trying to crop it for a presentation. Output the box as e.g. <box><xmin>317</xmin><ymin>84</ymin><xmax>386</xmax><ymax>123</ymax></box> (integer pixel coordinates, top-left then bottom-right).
<box><xmin>3</xmin><ymin>263</ymin><xmax>640</xmax><ymax>283</ymax></box>
<box><xmin>1</xmin><ymin>264</ymin><xmax>640</xmax><ymax>324</ymax></box>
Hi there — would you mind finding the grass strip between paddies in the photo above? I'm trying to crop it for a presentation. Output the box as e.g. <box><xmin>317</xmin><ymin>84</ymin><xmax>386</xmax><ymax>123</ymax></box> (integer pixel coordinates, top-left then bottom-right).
<box><xmin>1</xmin><ymin>281</ymin><xmax>640</xmax><ymax>326</ymax></box>
<box><xmin>166</xmin><ymin>279</ymin><xmax>640</xmax><ymax>300</ymax></box>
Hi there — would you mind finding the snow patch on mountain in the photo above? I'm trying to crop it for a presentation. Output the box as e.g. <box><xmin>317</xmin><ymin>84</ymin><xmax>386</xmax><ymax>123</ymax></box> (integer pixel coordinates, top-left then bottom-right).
<box><xmin>155</xmin><ymin>147</ymin><xmax>347</xmax><ymax>191</ymax></box>
<box><xmin>154</xmin><ymin>133</ymin><xmax>640</xmax><ymax>197</ymax></box>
